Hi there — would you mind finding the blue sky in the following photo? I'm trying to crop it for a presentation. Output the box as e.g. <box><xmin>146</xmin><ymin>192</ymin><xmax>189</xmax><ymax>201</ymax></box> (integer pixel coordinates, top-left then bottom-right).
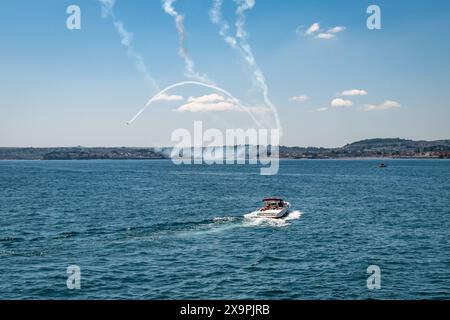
<box><xmin>0</xmin><ymin>0</ymin><xmax>449</xmax><ymax>147</ymax></box>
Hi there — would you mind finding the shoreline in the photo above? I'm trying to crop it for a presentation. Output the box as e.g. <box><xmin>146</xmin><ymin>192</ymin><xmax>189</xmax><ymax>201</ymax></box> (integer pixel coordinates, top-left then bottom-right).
<box><xmin>1</xmin><ymin>157</ymin><xmax>448</xmax><ymax>161</ymax></box>
<box><xmin>1</xmin><ymin>138</ymin><xmax>449</xmax><ymax>160</ymax></box>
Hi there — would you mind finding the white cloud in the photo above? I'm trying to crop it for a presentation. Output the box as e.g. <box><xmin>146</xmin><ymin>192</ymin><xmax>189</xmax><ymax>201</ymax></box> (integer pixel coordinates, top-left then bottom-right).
<box><xmin>176</xmin><ymin>101</ymin><xmax>238</xmax><ymax>113</ymax></box>
<box><xmin>328</xmin><ymin>26</ymin><xmax>346</xmax><ymax>34</ymax></box>
<box><xmin>153</xmin><ymin>93</ymin><xmax>184</xmax><ymax>102</ymax></box>
<box><xmin>316</xmin><ymin>107</ymin><xmax>328</xmax><ymax>112</ymax></box>
<box><xmin>315</xmin><ymin>33</ymin><xmax>335</xmax><ymax>40</ymax></box>
<box><xmin>305</xmin><ymin>22</ymin><xmax>320</xmax><ymax>35</ymax></box>
<box><xmin>175</xmin><ymin>94</ymin><xmax>270</xmax><ymax>114</ymax></box>
<box><xmin>362</xmin><ymin>100</ymin><xmax>401</xmax><ymax>111</ymax></box>
<box><xmin>331</xmin><ymin>98</ymin><xmax>354</xmax><ymax>108</ymax></box>
<box><xmin>187</xmin><ymin>93</ymin><xmax>225</xmax><ymax>104</ymax></box>
<box><xmin>290</xmin><ymin>95</ymin><xmax>309</xmax><ymax>103</ymax></box>
<box><xmin>340</xmin><ymin>89</ymin><xmax>368</xmax><ymax>96</ymax></box>
<box><xmin>301</xmin><ymin>22</ymin><xmax>345</xmax><ymax>40</ymax></box>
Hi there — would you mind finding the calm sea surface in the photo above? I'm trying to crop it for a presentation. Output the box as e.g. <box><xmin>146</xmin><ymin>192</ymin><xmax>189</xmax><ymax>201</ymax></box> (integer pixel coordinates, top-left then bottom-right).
<box><xmin>0</xmin><ymin>159</ymin><xmax>449</xmax><ymax>299</ymax></box>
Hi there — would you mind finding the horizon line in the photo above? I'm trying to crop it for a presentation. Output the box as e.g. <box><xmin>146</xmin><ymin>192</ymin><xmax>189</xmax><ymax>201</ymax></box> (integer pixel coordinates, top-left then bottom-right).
<box><xmin>1</xmin><ymin>137</ymin><xmax>450</xmax><ymax>150</ymax></box>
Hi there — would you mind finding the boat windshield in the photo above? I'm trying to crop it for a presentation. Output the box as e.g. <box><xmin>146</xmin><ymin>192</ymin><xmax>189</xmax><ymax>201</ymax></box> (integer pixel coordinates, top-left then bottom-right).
<box><xmin>263</xmin><ymin>200</ymin><xmax>284</xmax><ymax>208</ymax></box>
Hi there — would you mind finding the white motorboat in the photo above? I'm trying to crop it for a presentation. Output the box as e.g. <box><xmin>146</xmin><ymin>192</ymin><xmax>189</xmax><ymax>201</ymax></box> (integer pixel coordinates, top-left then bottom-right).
<box><xmin>254</xmin><ymin>198</ymin><xmax>292</xmax><ymax>219</ymax></box>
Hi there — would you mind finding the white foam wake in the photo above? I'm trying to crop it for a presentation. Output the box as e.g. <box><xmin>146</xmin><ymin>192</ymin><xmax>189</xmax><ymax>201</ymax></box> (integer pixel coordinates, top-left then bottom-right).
<box><xmin>243</xmin><ymin>210</ymin><xmax>303</xmax><ymax>227</ymax></box>
<box><xmin>177</xmin><ymin>210</ymin><xmax>303</xmax><ymax>238</ymax></box>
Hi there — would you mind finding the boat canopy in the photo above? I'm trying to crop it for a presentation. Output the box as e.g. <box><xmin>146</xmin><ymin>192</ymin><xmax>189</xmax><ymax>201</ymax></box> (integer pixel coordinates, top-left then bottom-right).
<box><xmin>263</xmin><ymin>198</ymin><xmax>284</xmax><ymax>202</ymax></box>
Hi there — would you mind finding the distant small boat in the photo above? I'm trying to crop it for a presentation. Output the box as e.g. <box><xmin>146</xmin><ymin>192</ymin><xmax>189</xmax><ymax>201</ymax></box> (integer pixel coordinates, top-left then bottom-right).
<box><xmin>253</xmin><ymin>198</ymin><xmax>291</xmax><ymax>219</ymax></box>
<box><xmin>379</xmin><ymin>163</ymin><xmax>387</xmax><ymax>168</ymax></box>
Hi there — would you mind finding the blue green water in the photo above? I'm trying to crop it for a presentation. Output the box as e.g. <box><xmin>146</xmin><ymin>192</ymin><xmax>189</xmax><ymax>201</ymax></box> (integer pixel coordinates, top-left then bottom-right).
<box><xmin>0</xmin><ymin>160</ymin><xmax>449</xmax><ymax>299</ymax></box>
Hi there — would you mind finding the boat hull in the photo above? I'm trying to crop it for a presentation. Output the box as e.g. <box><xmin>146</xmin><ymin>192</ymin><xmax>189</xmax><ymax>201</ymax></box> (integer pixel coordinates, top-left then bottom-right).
<box><xmin>254</xmin><ymin>203</ymin><xmax>291</xmax><ymax>219</ymax></box>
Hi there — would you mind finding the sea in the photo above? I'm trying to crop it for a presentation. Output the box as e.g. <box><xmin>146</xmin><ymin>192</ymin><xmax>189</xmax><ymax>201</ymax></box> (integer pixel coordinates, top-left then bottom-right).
<box><xmin>0</xmin><ymin>159</ymin><xmax>449</xmax><ymax>299</ymax></box>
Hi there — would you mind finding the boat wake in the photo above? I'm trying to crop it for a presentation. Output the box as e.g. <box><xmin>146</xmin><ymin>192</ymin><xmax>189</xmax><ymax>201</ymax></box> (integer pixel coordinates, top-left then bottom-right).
<box><xmin>243</xmin><ymin>210</ymin><xmax>303</xmax><ymax>228</ymax></box>
<box><xmin>181</xmin><ymin>210</ymin><xmax>303</xmax><ymax>236</ymax></box>
<box><xmin>120</xmin><ymin>211</ymin><xmax>303</xmax><ymax>242</ymax></box>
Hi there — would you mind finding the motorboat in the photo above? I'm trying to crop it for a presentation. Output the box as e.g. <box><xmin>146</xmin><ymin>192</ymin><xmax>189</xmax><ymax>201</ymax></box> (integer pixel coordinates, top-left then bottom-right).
<box><xmin>379</xmin><ymin>163</ymin><xmax>387</xmax><ymax>168</ymax></box>
<box><xmin>254</xmin><ymin>198</ymin><xmax>291</xmax><ymax>219</ymax></box>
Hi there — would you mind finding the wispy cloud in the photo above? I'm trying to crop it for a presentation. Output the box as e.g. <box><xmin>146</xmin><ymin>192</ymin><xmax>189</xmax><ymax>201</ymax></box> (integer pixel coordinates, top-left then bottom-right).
<box><xmin>290</xmin><ymin>95</ymin><xmax>309</xmax><ymax>103</ymax></box>
<box><xmin>362</xmin><ymin>100</ymin><xmax>401</xmax><ymax>111</ymax></box>
<box><xmin>300</xmin><ymin>22</ymin><xmax>346</xmax><ymax>40</ymax></box>
<box><xmin>316</xmin><ymin>107</ymin><xmax>328</xmax><ymax>112</ymax></box>
<box><xmin>331</xmin><ymin>98</ymin><xmax>354</xmax><ymax>108</ymax></box>
<box><xmin>315</xmin><ymin>33</ymin><xmax>335</xmax><ymax>40</ymax></box>
<box><xmin>98</xmin><ymin>0</ymin><xmax>158</xmax><ymax>91</ymax></box>
<box><xmin>304</xmin><ymin>22</ymin><xmax>320</xmax><ymax>36</ymax></box>
<box><xmin>328</xmin><ymin>26</ymin><xmax>346</xmax><ymax>34</ymax></box>
<box><xmin>340</xmin><ymin>89</ymin><xmax>368</xmax><ymax>96</ymax></box>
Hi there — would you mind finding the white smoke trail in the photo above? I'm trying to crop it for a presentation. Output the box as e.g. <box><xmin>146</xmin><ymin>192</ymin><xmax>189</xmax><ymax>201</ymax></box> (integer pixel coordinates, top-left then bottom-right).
<box><xmin>98</xmin><ymin>0</ymin><xmax>159</xmax><ymax>91</ymax></box>
<box><xmin>162</xmin><ymin>0</ymin><xmax>211</xmax><ymax>83</ymax></box>
<box><xmin>210</xmin><ymin>0</ymin><xmax>282</xmax><ymax>135</ymax></box>
<box><xmin>210</xmin><ymin>0</ymin><xmax>238</xmax><ymax>48</ymax></box>
<box><xmin>127</xmin><ymin>80</ymin><xmax>262</xmax><ymax>128</ymax></box>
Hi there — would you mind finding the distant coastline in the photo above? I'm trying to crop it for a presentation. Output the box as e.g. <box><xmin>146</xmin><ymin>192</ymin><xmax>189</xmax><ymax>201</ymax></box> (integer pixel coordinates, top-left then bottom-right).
<box><xmin>1</xmin><ymin>138</ymin><xmax>449</xmax><ymax>160</ymax></box>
